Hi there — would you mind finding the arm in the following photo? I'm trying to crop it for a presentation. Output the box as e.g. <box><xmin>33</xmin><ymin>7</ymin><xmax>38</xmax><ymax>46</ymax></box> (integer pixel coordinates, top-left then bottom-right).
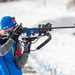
<box><xmin>0</xmin><ymin>38</ymin><xmax>15</xmax><ymax>56</ymax></box>
<box><xmin>0</xmin><ymin>23</ymin><xmax>23</xmax><ymax>56</ymax></box>
<box><xmin>14</xmin><ymin>41</ymin><xmax>30</xmax><ymax>69</ymax></box>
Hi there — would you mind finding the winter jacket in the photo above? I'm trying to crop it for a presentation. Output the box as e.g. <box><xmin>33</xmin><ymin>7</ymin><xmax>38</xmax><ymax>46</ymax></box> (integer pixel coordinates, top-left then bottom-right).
<box><xmin>0</xmin><ymin>38</ymin><xmax>29</xmax><ymax>75</ymax></box>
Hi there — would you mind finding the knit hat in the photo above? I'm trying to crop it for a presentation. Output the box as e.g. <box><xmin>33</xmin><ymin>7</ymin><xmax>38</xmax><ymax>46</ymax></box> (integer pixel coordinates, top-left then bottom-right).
<box><xmin>0</xmin><ymin>16</ymin><xmax>16</xmax><ymax>30</ymax></box>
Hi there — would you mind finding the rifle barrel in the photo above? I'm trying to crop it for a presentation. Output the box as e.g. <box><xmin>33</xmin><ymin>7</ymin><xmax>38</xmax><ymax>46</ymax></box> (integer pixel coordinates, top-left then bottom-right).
<box><xmin>52</xmin><ymin>26</ymin><xmax>75</xmax><ymax>29</ymax></box>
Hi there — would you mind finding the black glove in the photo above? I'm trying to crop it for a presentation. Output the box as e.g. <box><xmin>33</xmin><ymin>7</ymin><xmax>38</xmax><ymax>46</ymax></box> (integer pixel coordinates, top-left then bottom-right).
<box><xmin>11</xmin><ymin>25</ymin><xmax>23</xmax><ymax>42</ymax></box>
<box><xmin>23</xmin><ymin>42</ymin><xmax>31</xmax><ymax>53</ymax></box>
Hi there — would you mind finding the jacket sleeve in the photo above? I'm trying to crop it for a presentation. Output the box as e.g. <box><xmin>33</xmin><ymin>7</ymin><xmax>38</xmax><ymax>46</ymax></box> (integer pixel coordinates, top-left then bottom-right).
<box><xmin>0</xmin><ymin>38</ymin><xmax>15</xmax><ymax>56</ymax></box>
<box><xmin>14</xmin><ymin>41</ymin><xmax>30</xmax><ymax>69</ymax></box>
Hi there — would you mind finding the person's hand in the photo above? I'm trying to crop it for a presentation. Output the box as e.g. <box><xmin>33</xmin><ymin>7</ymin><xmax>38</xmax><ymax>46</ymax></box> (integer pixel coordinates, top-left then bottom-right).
<box><xmin>11</xmin><ymin>25</ymin><xmax>23</xmax><ymax>42</ymax></box>
<box><xmin>23</xmin><ymin>42</ymin><xmax>31</xmax><ymax>53</ymax></box>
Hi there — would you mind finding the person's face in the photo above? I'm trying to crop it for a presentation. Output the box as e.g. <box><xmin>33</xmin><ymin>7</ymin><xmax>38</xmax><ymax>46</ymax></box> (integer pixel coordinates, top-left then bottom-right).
<box><xmin>0</xmin><ymin>27</ymin><xmax>14</xmax><ymax>35</ymax></box>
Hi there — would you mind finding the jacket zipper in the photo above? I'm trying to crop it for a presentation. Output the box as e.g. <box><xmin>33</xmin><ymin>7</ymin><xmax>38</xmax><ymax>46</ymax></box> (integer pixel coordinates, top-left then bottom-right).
<box><xmin>3</xmin><ymin>58</ymin><xmax>10</xmax><ymax>75</ymax></box>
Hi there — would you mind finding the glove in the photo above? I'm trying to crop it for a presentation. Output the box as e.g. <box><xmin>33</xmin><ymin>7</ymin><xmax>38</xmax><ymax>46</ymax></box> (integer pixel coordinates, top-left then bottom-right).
<box><xmin>11</xmin><ymin>25</ymin><xmax>23</xmax><ymax>42</ymax></box>
<box><xmin>23</xmin><ymin>42</ymin><xmax>31</xmax><ymax>53</ymax></box>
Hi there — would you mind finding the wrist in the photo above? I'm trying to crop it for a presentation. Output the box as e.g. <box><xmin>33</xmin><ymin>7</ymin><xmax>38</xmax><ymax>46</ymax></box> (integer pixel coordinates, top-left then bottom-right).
<box><xmin>9</xmin><ymin>38</ymin><xmax>15</xmax><ymax>43</ymax></box>
<box><xmin>23</xmin><ymin>50</ymin><xmax>30</xmax><ymax>53</ymax></box>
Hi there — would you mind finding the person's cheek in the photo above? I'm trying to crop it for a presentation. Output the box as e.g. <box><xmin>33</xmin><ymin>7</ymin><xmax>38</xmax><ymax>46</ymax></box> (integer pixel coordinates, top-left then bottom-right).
<box><xmin>2</xmin><ymin>31</ymin><xmax>7</xmax><ymax>34</ymax></box>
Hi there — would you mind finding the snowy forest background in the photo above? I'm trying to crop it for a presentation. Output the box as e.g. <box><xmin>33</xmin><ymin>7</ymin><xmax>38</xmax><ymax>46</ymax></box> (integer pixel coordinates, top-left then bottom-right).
<box><xmin>0</xmin><ymin>0</ymin><xmax>75</xmax><ymax>75</ymax></box>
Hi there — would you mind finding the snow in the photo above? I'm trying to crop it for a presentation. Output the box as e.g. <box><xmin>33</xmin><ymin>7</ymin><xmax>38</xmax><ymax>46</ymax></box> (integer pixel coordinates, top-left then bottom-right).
<box><xmin>0</xmin><ymin>0</ymin><xmax>75</xmax><ymax>75</ymax></box>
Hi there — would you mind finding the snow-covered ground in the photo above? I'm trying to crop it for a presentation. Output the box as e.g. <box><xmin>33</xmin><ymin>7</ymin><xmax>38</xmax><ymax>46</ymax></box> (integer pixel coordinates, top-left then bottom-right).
<box><xmin>0</xmin><ymin>0</ymin><xmax>75</xmax><ymax>75</ymax></box>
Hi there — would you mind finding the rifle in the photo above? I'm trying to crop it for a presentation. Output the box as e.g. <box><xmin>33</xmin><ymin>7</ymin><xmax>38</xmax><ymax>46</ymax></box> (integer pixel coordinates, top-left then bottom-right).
<box><xmin>17</xmin><ymin>23</ymin><xmax>75</xmax><ymax>51</ymax></box>
<box><xmin>1</xmin><ymin>23</ymin><xmax>75</xmax><ymax>51</ymax></box>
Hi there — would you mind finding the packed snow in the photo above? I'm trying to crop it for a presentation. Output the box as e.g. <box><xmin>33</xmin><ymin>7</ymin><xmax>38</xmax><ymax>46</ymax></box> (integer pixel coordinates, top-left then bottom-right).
<box><xmin>0</xmin><ymin>0</ymin><xmax>75</xmax><ymax>75</ymax></box>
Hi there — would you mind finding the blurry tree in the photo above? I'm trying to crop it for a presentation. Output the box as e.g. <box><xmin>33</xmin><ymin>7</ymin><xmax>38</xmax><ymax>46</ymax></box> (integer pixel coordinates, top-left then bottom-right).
<box><xmin>0</xmin><ymin>0</ymin><xmax>7</xmax><ymax>2</ymax></box>
<box><xmin>0</xmin><ymin>0</ymin><xmax>19</xmax><ymax>2</ymax></box>
<box><xmin>68</xmin><ymin>0</ymin><xmax>75</xmax><ymax>8</ymax></box>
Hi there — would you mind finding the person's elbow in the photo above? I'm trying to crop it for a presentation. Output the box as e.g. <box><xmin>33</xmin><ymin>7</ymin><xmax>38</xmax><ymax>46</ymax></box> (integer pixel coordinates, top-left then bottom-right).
<box><xmin>16</xmin><ymin>61</ymin><xmax>27</xmax><ymax>70</ymax></box>
<box><xmin>0</xmin><ymin>52</ymin><xmax>6</xmax><ymax>56</ymax></box>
